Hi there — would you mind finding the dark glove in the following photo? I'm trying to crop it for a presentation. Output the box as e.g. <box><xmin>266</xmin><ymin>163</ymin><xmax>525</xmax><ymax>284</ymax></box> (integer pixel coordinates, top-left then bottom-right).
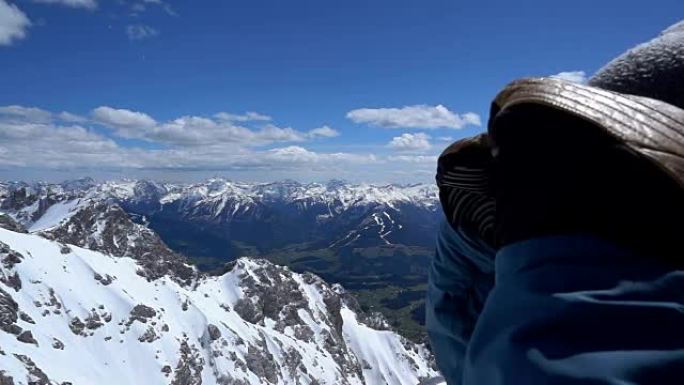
<box><xmin>436</xmin><ymin>134</ymin><xmax>496</xmax><ymax>247</ymax></box>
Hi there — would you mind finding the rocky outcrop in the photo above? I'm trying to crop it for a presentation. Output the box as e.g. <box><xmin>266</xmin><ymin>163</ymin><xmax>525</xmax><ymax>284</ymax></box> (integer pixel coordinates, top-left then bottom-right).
<box><xmin>41</xmin><ymin>202</ymin><xmax>196</xmax><ymax>285</ymax></box>
<box><xmin>0</xmin><ymin>288</ymin><xmax>19</xmax><ymax>335</ymax></box>
<box><xmin>233</xmin><ymin>262</ymin><xmax>309</xmax><ymax>326</ymax></box>
<box><xmin>207</xmin><ymin>324</ymin><xmax>221</xmax><ymax>341</ymax></box>
<box><xmin>138</xmin><ymin>327</ymin><xmax>159</xmax><ymax>343</ymax></box>
<box><xmin>230</xmin><ymin>259</ymin><xmax>405</xmax><ymax>384</ymax></box>
<box><xmin>52</xmin><ymin>338</ymin><xmax>64</xmax><ymax>350</ymax></box>
<box><xmin>0</xmin><ymin>215</ymin><xmax>25</xmax><ymax>233</ymax></box>
<box><xmin>16</xmin><ymin>330</ymin><xmax>37</xmax><ymax>345</ymax></box>
<box><xmin>1</xmin><ymin>241</ymin><xmax>23</xmax><ymax>275</ymax></box>
<box><xmin>0</xmin><ymin>187</ymin><xmax>39</xmax><ymax>214</ymax></box>
<box><xmin>0</xmin><ymin>272</ymin><xmax>21</xmax><ymax>292</ymax></box>
<box><xmin>13</xmin><ymin>355</ymin><xmax>50</xmax><ymax>385</ymax></box>
<box><xmin>0</xmin><ymin>371</ymin><xmax>15</xmax><ymax>385</ymax></box>
<box><xmin>128</xmin><ymin>304</ymin><xmax>156</xmax><ymax>324</ymax></box>
<box><xmin>245</xmin><ymin>345</ymin><xmax>278</xmax><ymax>384</ymax></box>
<box><xmin>69</xmin><ymin>317</ymin><xmax>86</xmax><ymax>336</ymax></box>
<box><xmin>0</xmin><ymin>248</ymin><xmax>21</xmax><ymax>270</ymax></box>
<box><xmin>171</xmin><ymin>340</ymin><xmax>204</xmax><ymax>385</ymax></box>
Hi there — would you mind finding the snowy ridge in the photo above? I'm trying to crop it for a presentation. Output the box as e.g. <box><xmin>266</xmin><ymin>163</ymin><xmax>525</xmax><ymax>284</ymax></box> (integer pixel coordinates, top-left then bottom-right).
<box><xmin>91</xmin><ymin>178</ymin><xmax>439</xmax><ymax>212</ymax></box>
<box><xmin>0</xmin><ymin>184</ymin><xmax>195</xmax><ymax>284</ymax></box>
<box><xmin>0</xmin><ymin>228</ymin><xmax>437</xmax><ymax>385</ymax></box>
<box><xmin>2</xmin><ymin>178</ymin><xmax>438</xmax><ymax>224</ymax></box>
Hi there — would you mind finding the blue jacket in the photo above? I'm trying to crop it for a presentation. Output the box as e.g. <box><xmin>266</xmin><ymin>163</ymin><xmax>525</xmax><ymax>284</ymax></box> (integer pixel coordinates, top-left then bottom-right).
<box><xmin>427</xmin><ymin>221</ymin><xmax>684</xmax><ymax>384</ymax></box>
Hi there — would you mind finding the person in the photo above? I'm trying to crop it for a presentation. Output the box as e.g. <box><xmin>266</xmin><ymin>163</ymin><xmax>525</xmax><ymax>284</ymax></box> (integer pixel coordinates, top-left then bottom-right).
<box><xmin>427</xmin><ymin>20</ymin><xmax>684</xmax><ymax>385</ymax></box>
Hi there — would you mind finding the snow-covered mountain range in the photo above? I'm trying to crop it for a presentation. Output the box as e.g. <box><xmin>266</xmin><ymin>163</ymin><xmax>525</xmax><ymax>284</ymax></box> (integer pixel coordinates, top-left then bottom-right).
<box><xmin>0</xmin><ymin>178</ymin><xmax>441</xmax><ymax>264</ymax></box>
<box><xmin>0</xmin><ymin>179</ymin><xmax>441</xmax><ymax>344</ymax></box>
<box><xmin>0</xmin><ymin>178</ymin><xmax>438</xmax><ymax>214</ymax></box>
<box><xmin>0</xmin><ymin>178</ymin><xmax>440</xmax><ymax>385</ymax></box>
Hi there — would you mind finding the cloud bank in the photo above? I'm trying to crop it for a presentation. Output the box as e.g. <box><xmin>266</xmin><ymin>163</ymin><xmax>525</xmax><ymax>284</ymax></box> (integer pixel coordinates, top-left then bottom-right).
<box><xmin>0</xmin><ymin>104</ymin><xmax>370</xmax><ymax>176</ymax></box>
<box><xmin>347</xmin><ymin>105</ymin><xmax>481</xmax><ymax>129</ymax></box>
<box><xmin>0</xmin><ymin>103</ymin><xmax>445</xmax><ymax>182</ymax></box>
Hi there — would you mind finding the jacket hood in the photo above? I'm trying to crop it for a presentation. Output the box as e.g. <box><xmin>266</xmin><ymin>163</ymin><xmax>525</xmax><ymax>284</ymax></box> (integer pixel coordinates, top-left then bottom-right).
<box><xmin>589</xmin><ymin>19</ymin><xmax>684</xmax><ymax>110</ymax></box>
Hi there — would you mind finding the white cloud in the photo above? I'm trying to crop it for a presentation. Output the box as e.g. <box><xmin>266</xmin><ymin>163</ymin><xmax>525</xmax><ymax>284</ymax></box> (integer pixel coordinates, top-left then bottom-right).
<box><xmin>155</xmin><ymin>116</ymin><xmax>233</xmax><ymax>145</ymax></box>
<box><xmin>307</xmin><ymin>125</ymin><xmax>340</xmax><ymax>139</ymax></box>
<box><xmin>387</xmin><ymin>155</ymin><xmax>438</xmax><ymax>164</ymax></box>
<box><xmin>89</xmin><ymin>106</ymin><xmax>337</xmax><ymax>147</ymax></box>
<box><xmin>33</xmin><ymin>0</ymin><xmax>97</xmax><ymax>9</ymax></box>
<box><xmin>264</xmin><ymin>146</ymin><xmax>375</xmax><ymax>166</ymax></box>
<box><xmin>91</xmin><ymin>106</ymin><xmax>157</xmax><ymax>136</ymax></box>
<box><xmin>214</xmin><ymin>111</ymin><xmax>272</xmax><ymax>122</ymax></box>
<box><xmin>437</xmin><ymin>136</ymin><xmax>454</xmax><ymax>142</ymax></box>
<box><xmin>0</xmin><ymin>0</ymin><xmax>30</xmax><ymax>46</ymax></box>
<box><xmin>0</xmin><ymin>105</ymin><xmax>88</xmax><ymax>124</ymax></box>
<box><xmin>256</xmin><ymin>124</ymin><xmax>307</xmax><ymax>142</ymax></box>
<box><xmin>126</xmin><ymin>24</ymin><xmax>159</xmax><ymax>40</ymax></box>
<box><xmin>58</xmin><ymin>111</ymin><xmax>87</xmax><ymax>123</ymax></box>
<box><xmin>551</xmin><ymin>71</ymin><xmax>588</xmax><ymax>84</ymax></box>
<box><xmin>0</xmin><ymin>106</ymin><xmax>87</xmax><ymax>125</ymax></box>
<box><xmin>459</xmin><ymin>112</ymin><xmax>481</xmax><ymax>126</ymax></box>
<box><xmin>0</xmin><ymin>119</ymin><xmax>121</xmax><ymax>168</ymax></box>
<box><xmin>147</xmin><ymin>118</ymin><xmax>307</xmax><ymax>146</ymax></box>
<box><xmin>0</xmin><ymin>105</ymin><xmax>52</xmax><ymax>122</ymax></box>
<box><xmin>387</xmin><ymin>133</ymin><xmax>431</xmax><ymax>152</ymax></box>
<box><xmin>347</xmin><ymin>104</ymin><xmax>481</xmax><ymax>129</ymax></box>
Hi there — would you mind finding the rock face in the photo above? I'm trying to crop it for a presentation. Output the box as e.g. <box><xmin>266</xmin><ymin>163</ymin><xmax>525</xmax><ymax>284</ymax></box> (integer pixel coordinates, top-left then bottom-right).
<box><xmin>206</xmin><ymin>324</ymin><xmax>221</xmax><ymax>341</ymax></box>
<box><xmin>16</xmin><ymin>331</ymin><xmax>37</xmax><ymax>345</ymax></box>
<box><xmin>40</xmin><ymin>202</ymin><xmax>195</xmax><ymax>284</ymax></box>
<box><xmin>0</xmin><ymin>227</ymin><xmax>437</xmax><ymax>385</ymax></box>
<box><xmin>0</xmin><ymin>371</ymin><xmax>15</xmax><ymax>385</ymax></box>
<box><xmin>0</xmin><ymin>287</ymin><xmax>19</xmax><ymax>335</ymax></box>
<box><xmin>0</xmin><ymin>215</ymin><xmax>25</xmax><ymax>234</ymax></box>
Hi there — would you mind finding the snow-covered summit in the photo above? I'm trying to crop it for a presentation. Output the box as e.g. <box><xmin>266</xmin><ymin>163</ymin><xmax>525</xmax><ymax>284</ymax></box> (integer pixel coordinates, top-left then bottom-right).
<box><xmin>0</xmin><ymin>227</ymin><xmax>437</xmax><ymax>385</ymax></box>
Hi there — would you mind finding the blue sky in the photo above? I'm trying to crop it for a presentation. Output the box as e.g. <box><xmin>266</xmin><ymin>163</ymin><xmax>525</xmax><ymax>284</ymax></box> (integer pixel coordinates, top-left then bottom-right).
<box><xmin>0</xmin><ymin>0</ymin><xmax>682</xmax><ymax>183</ymax></box>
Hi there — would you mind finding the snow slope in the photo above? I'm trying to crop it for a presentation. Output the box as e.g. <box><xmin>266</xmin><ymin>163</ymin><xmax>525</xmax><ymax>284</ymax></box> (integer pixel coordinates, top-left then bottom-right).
<box><xmin>0</xmin><ymin>228</ymin><xmax>437</xmax><ymax>385</ymax></box>
<box><xmin>27</xmin><ymin>199</ymin><xmax>82</xmax><ymax>232</ymax></box>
